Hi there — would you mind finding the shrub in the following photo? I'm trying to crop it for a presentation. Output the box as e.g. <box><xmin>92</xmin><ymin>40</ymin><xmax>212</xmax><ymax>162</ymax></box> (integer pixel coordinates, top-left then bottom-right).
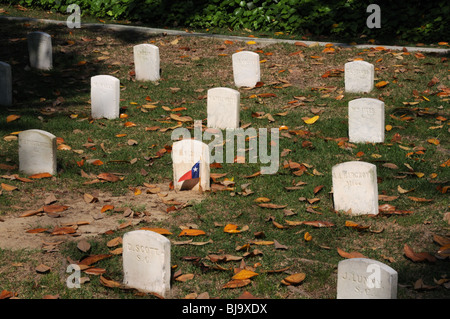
<box><xmin>4</xmin><ymin>0</ymin><xmax>449</xmax><ymax>43</ymax></box>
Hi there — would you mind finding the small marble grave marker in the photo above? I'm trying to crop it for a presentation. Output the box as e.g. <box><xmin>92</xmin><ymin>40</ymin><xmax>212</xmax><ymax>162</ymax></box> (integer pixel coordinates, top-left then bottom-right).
<box><xmin>207</xmin><ymin>87</ymin><xmax>240</xmax><ymax>129</ymax></box>
<box><xmin>344</xmin><ymin>60</ymin><xmax>374</xmax><ymax>93</ymax></box>
<box><xmin>90</xmin><ymin>75</ymin><xmax>120</xmax><ymax>119</ymax></box>
<box><xmin>332</xmin><ymin>161</ymin><xmax>378</xmax><ymax>216</ymax></box>
<box><xmin>123</xmin><ymin>230</ymin><xmax>171</xmax><ymax>297</ymax></box>
<box><xmin>27</xmin><ymin>31</ymin><xmax>52</xmax><ymax>70</ymax></box>
<box><xmin>133</xmin><ymin>44</ymin><xmax>160</xmax><ymax>81</ymax></box>
<box><xmin>172</xmin><ymin>139</ymin><xmax>210</xmax><ymax>191</ymax></box>
<box><xmin>348</xmin><ymin>98</ymin><xmax>385</xmax><ymax>143</ymax></box>
<box><xmin>19</xmin><ymin>129</ymin><xmax>57</xmax><ymax>175</ymax></box>
<box><xmin>0</xmin><ymin>61</ymin><xmax>12</xmax><ymax>106</ymax></box>
<box><xmin>337</xmin><ymin>258</ymin><xmax>398</xmax><ymax>299</ymax></box>
<box><xmin>232</xmin><ymin>51</ymin><xmax>260</xmax><ymax>88</ymax></box>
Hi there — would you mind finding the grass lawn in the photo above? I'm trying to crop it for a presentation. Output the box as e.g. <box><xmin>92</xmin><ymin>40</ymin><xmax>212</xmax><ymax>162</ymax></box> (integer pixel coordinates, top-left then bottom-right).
<box><xmin>0</xmin><ymin>5</ymin><xmax>449</xmax><ymax>301</ymax></box>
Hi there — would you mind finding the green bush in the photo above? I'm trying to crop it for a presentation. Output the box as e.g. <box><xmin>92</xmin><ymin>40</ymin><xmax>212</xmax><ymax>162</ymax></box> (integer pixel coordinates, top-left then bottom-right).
<box><xmin>3</xmin><ymin>0</ymin><xmax>449</xmax><ymax>43</ymax></box>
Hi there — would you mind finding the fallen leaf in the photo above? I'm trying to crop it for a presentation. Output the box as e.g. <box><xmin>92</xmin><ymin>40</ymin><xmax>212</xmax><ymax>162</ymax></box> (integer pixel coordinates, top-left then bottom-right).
<box><xmin>304</xmin><ymin>232</ymin><xmax>312</xmax><ymax>241</ymax></box>
<box><xmin>43</xmin><ymin>204</ymin><xmax>69</xmax><ymax>213</ymax></box>
<box><xmin>222</xmin><ymin>279</ymin><xmax>251</xmax><ymax>289</ymax></box>
<box><xmin>427</xmin><ymin>138</ymin><xmax>440</xmax><ymax>145</ymax></box>
<box><xmin>404</xmin><ymin>244</ymin><xmax>436</xmax><ymax>262</ymax></box>
<box><xmin>100</xmin><ymin>275</ymin><xmax>123</xmax><ymax>288</ymax></box>
<box><xmin>79</xmin><ymin>254</ymin><xmax>112</xmax><ymax>266</ymax></box>
<box><xmin>224</xmin><ymin>224</ymin><xmax>249</xmax><ymax>233</ymax></box>
<box><xmin>178</xmin><ymin>229</ymin><xmax>206</xmax><ymax>237</ymax></box>
<box><xmin>97</xmin><ymin>173</ymin><xmax>120</xmax><ymax>182</ymax></box>
<box><xmin>29</xmin><ymin>172</ymin><xmax>53</xmax><ymax>179</ymax></box>
<box><xmin>408</xmin><ymin>196</ymin><xmax>433</xmax><ymax>202</ymax></box>
<box><xmin>0</xmin><ymin>290</ymin><xmax>16</xmax><ymax>299</ymax></box>
<box><xmin>6</xmin><ymin>115</ymin><xmax>20</xmax><ymax>123</ymax></box>
<box><xmin>26</xmin><ymin>227</ymin><xmax>48</xmax><ymax>233</ymax></box>
<box><xmin>257</xmin><ymin>203</ymin><xmax>287</xmax><ymax>209</ymax></box>
<box><xmin>375</xmin><ymin>81</ymin><xmax>389</xmax><ymax>88</ymax></box>
<box><xmin>140</xmin><ymin>227</ymin><xmax>172</xmax><ymax>235</ymax></box>
<box><xmin>337</xmin><ymin>247</ymin><xmax>366</xmax><ymax>259</ymax></box>
<box><xmin>232</xmin><ymin>269</ymin><xmax>258</xmax><ymax>280</ymax></box>
<box><xmin>303</xmin><ymin>115</ymin><xmax>319</xmax><ymax>124</ymax></box>
<box><xmin>35</xmin><ymin>264</ymin><xmax>51</xmax><ymax>273</ymax></box>
<box><xmin>345</xmin><ymin>220</ymin><xmax>370</xmax><ymax>231</ymax></box>
<box><xmin>51</xmin><ymin>226</ymin><xmax>76</xmax><ymax>235</ymax></box>
<box><xmin>1</xmin><ymin>183</ymin><xmax>18</xmax><ymax>191</ymax></box>
<box><xmin>84</xmin><ymin>267</ymin><xmax>107</xmax><ymax>275</ymax></box>
<box><xmin>106</xmin><ymin>237</ymin><xmax>122</xmax><ymax>248</ymax></box>
<box><xmin>77</xmin><ymin>239</ymin><xmax>91</xmax><ymax>252</ymax></box>
<box><xmin>281</xmin><ymin>273</ymin><xmax>306</xmax><ymax>286</ymax></box>
<box><xmin>175</xmin><ymin>273</ymin><xmax>195</xmax><ymax>282</ymax></box>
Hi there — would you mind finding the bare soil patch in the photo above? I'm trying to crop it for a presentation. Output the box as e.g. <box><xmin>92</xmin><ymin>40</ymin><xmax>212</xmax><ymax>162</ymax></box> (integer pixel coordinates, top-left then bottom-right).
<box><xmin>0</xmin><ymin>184</ymin><xmax>205</xmax><ymax>251</ymax></box>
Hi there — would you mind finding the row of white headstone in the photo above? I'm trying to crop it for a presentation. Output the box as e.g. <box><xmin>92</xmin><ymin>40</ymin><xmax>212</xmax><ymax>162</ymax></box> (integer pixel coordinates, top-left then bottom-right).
<box><xmin>1</xmin><ymin>31</ymin><xmax>377</xmax><ymax>103</ymax></box>
<box><xmin>121</xmin><ymin>228</ymin><xmax>398</xmax><ymax>299</ymax></box>
<box><xmin>16</xmin><ymin>130</ymin><xmax>380</xmax><ymax>216</ymax></box>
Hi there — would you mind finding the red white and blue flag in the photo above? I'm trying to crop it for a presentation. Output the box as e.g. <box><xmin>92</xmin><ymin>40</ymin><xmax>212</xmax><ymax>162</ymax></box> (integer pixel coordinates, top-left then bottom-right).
<box><xmin>178</xmin><ymin>161</ymin><xmax>200</xmax><ymax>182</ymax></box>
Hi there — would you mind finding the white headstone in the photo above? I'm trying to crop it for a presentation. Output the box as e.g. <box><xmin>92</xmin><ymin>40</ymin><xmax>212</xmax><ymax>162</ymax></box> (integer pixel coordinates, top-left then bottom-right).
<box><xmin>133</xmin><ymin>44</ymin><xmax>160</xmax><ymax>82</ymax></box>
<box><xmin>232</xmin><ymin>51</ymin><xmax>260</xmax><ymax>88</ymax></box>
<box><xmin>172</xmin><ymin>139</ymin><xmax>210</xmax><ymax>191</ymax></box>
<box><xmin>332</xmin><ymin>161</ymin><xmax>378</xmax><ymax>216</ymax></box>
<box><xmin>123</xmin><ymin>230</ymin><xmax>171</xmax><ymax>297</ymax></box>
<box><xmin>337</xmin><ymin>258</ymin><xmax>398</xmax><ymax>299</ymax></box>
<box><xmin>348</xmin><ymin>98</ymin><xmax>385</xmax><ymax>143</ymax></box>
<box><xmin>344</xmin><ymin>61</ymin><xmax>374</xmax><ymax>93</ymax></box>
<box><xmin>0</xmin><ymin>62</ymin><xmax>12</xmax><ymax>106</ymax></box>
<box><xmin>90</xmin><ymin>75</ymin><xmax>120</xmax><ymax>119</ymax></box>
<box><xmin>19</xmin><ymin>129</ymin><xmax>57</xmax><ymax>175</ymax></box>
<box><xmin>207</xmin><ymin>87</ymin><xmax>240</xmax><ymax>129</ymax></box>
<box><xmin>27</xmin><ymin>31</ymin><xmax>52</xmax><ymax>70</ymax></box>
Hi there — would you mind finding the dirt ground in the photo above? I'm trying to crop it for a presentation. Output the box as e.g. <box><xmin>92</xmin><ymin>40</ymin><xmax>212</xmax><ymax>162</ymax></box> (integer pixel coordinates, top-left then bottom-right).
<box><xmin>0</xmin><ymin>183</ymin><xmax>205</xmax><ymax>251</ymax></box>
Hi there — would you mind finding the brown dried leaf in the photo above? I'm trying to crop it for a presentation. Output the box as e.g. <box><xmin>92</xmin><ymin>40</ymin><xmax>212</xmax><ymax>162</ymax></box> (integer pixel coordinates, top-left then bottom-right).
<box><xmin>97</xmin><ymin>172</ymin><xmax>120</xmax><ymax>182</ymax></box>
<box><xmin>222</xmin><ymin>279</ymin><xmax>251</xmax><ymax>289</ymax></box>
<box><xmin>100</xmin><ymin>275</ymin><xmax>123</xmax><ymax>288</ymax></box>
<box><xmin>404</xmin><ymin>244</ymin><xmax>436</xmax><ymax>262</ymax></box>
<box><xmin>281</xmin><ymin>273</ymin><xmax>306</xmax><ymax>286</ymax></box>
<box><xmin>106</xmin><ymin>237</ymin><xmax>122</xmax><ymax>248</ymax></box>
<box><xmin>79</xmin><ymin>254</ymin><xmax>112</xmax><ymax>266</ymax></box>
<box><xmin>140</xmin><ymin>227</ymin><xmax>172</xmax><ymax>235</ymax></box>
<box><xmin>43</xmin><ymin>204</ymin><xmax>69</xmax><ymax>213</ymax></box>
<box><xmin>337</xmin><ymin>247</ymin><xmax>366</xmax><ymax>259</ymax></box>
<box><xmin>257</xmin><ymin>203</ymin><xmax>287</xmax><ymax>209</ymax></box>
<box><xmin>26</xmin><ymin>227</ymin><xmax>48</xmax><ymax>233</ymax></box>
<box><xmin>51</xmin><ymin>226</ymin><xmax>76</xmax><ymax>235</ymax></box>
<box><xmin>35</xmin><ymin>264</ymin><xmax>51</xmax><ymax>273</ymax></box>
<box><xmin>178</xmin><ymin>229</ymin><xmax>206</xmax><ymax>237</ymax></box>
<box><xmin>175</xmin><ymin>273</ymin><xmax>195</xmax><ymax>282</ymax></box>
<box><xmin>77</xmin><ymin>239</ymin><xmax>91</xmax><ymax>252</ymax></box>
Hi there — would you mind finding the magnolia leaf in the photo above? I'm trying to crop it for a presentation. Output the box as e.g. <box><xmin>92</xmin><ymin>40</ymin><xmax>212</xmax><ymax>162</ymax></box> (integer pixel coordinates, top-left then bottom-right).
<box><xmin>222</xmin><ymin>279</ymin><xmax>251</xmax><ymax>289</ymax></box>
<box><xmin>178</xmin><ymin>229</ymin><xmax>206</xmax><ymax>237</ymax></box>
<box><xmin>232</xmin><ymin>269</ymin><xmax>258</xmax><ymax>280</ymax></box>
<box><xmin>77</xmin><ymin>239</ymin><xmax>91</xmax><ymax>252</ymax></box>
<box><xmin>281</xmin><ymin>273</ymin><xmax>306</xmax><ymax>286</ymax></box>
<box><xmin>302</xmin><ymin>115</ymin><xmax>319</xmax><ymax>124</ymax></box>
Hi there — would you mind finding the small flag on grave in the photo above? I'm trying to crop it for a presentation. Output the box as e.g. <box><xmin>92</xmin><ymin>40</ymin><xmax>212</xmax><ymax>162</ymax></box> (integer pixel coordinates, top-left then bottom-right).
<box><xmin>178</xmin><ymin>161</ymin><xmax>200</xmax><ymax>190</ymax></box>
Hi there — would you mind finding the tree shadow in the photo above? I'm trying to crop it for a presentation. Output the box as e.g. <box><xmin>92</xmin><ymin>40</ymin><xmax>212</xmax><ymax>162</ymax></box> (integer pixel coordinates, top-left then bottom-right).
<box><xmin>0</xmin><ymin>18</ymin><xmax>161</xmax><ymax>134</ymax></box>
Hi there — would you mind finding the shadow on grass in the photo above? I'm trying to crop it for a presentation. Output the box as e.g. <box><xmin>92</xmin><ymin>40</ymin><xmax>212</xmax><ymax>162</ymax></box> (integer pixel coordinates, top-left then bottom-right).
<box><xmin>0</xmin><ymin>19</ymin><xmax>160</xmax><ymax>129</ymax></box>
